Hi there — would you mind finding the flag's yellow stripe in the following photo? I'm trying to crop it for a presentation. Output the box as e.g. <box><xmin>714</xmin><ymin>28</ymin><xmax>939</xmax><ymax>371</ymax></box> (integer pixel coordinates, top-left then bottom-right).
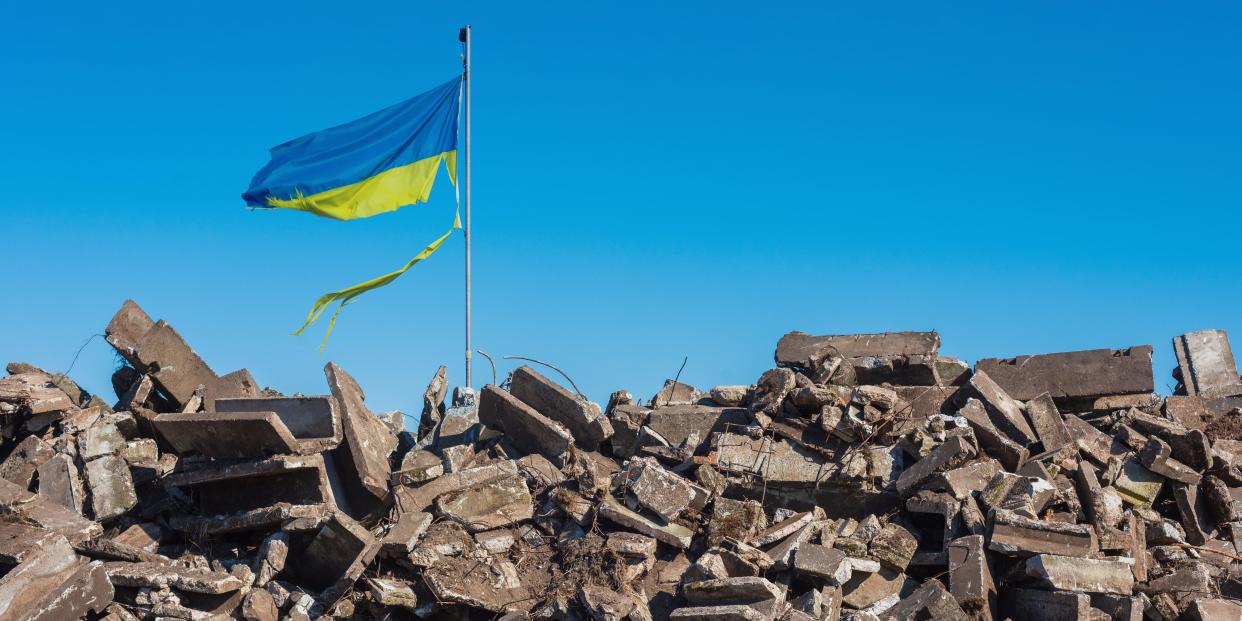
<box><xmin>293</xmin><ymin>207</ymin><xmax>462</xmax><ymax>350</ymax></box>
<box><xmin>266</xmin><ymin>150</ymin><xmax>457</xmax><ymax>221</ymax></box>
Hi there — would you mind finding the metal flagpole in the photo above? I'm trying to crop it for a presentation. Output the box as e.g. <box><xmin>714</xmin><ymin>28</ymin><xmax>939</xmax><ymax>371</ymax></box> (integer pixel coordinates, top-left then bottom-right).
<box><xmin>460</xmin><ymin>25</ymin><xmax>473</xmax><ymax>388</ymax></box>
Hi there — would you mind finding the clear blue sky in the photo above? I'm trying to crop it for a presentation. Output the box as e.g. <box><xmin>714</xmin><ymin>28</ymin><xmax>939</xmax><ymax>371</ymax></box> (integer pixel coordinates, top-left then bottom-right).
<box><xmin>2</xmin><ymin>2</ymin><xmax>1239</xmax><ymax>414</ymax></box>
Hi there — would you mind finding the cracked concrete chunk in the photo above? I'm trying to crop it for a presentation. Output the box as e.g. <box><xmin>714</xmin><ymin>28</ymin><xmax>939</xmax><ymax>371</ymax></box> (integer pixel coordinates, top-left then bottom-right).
<box><xmin>896</xmin><ymin>435</ymin><xmax>976</xmax><ymax>496</ymax></box>
<box><xmin>598</xmin><ymin>498</ymin><xmax>694</xmax><ymax>549</ymax></box>
<box><xmin>435</xmin><ymin>473</ymin><xmax>533</xmax><ymax>532</ymax></box>
<box><xmin>510</xmin><ymin>365</ymin><xmax>613</xmax><ymax>450</ymax></box>
<box><xmin>650</xmin><ymin>379</ymin><xmax>703</xmax><ymax>408</ymax></box>
<box><xmin>79</xmin><ymin>422</ymin><xmax>126</xmax><ymax>461</ymax></box>
<box><xmin>1023</xmin><ymin>554</ymin><xmax>1134</xmax><ymax>595</ymax></box>
<box><xmin>214</xmin><ymin>395</ymin><xmax>341</xmax><ymax>452</ymax></box>
<box><xmin>479</xmin><ymin>385</ymin><xmax>574</xmax><ymax>466</ymax></box>
<box><xmin>1174</xmin><ymin>330</ymin><xmax>1242</xmax><ymax>399</ymax></box>
<box><xmin>84</xmin><ymin>455</ymin><xmax>137</xmax><ymax>521</ymax></box>
<box><xmin>794</xmin><ymin>543</ymin><xmax>852</xmax><ymax>585</ymax></box>
<box><xmin>290</xmin><ymin>511</ymin><xmax>378</xmax><ymax>604</ymax></box>
<box><xmin>957</xmin><ymin>370</ymin><xmax>1037</xmax><ymax>446</ymax></box>
<box><xmin>0</xmin><ymin>435</ymin><xmax>54</xmax><ymax>488</ymax></box>
<box><xmin>105</xmin><ymin>561</ymin><xmax>245</xmax><ymax>593</ymax></box>
<box><xmin>626</xmin><ymin>456</ymin><xmax>694</xmax><ymax>521</ymax></box>
<box><xmin>776</xmin><ymin>331</ymin><xmax>941</xmax><ymax>385</ymax></box>
<box><xmin>325</xmin><ymin>363</ymin><xmax>397</xmax><ymax>509</ymax></box>
<box><xmin>975</xmin><ymin>346</ymin><xmax>1155</xmax><ymax>404</ymax></box>
<box><xmin>154</xmin><ymin>411</ymin><xmax>299</xmax><ymax>458</ymax></box>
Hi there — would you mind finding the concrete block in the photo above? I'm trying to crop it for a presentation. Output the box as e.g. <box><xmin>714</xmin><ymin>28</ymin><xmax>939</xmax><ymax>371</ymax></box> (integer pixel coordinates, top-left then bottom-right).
<box><xmin>510</xmin><ymin>365</ymin><xmax>612</xmax><ymax>449</ymax></box>
<box><xmin>290</xmin><ymin>512</ymin><xmax>379</xmax><ymax>605</ymax></box>
<box><xmin>896</xmin><ymin>435</ymin><xmax>976</xmax><ymax>496</ymax></box>
<box><xmin>598</xmin><ymin>498</ymin><xmax>694</xmax><ymax>549</ymax></box>
<box><xmin>975</xmin><ymin>345</ymin><xmax>1154</xmax><ymax>404</ymax></box>
<box><xmin>478</xmin><ymin>385</ymin><xmax>573</xmax><ymax>466</ymax></box>
<box><xmin>214</xmin><ymin>395</ymin><xmax>341</xmax><ymax>452</ymax></box>
<box><xmin>957</xmin><ymin>370</ymin><xmax>1037</xmax><ymax>446</ymax></box>
<box><xmin>988</xmin><ymin>508</ymin><xmax>1097</xmax><ymax>557</ymax></box>
<box><xmin>36</xmin><ymin>453</ymin><xmax>85</xmax><ymax>514</ymax></box>
<box><xmin>957</xmin><ymin>398</ymin><xmax>1028</xmax><ymax>471</ymax></box>
<box><xmin>1024</xmin><ymin>392</ymin><xmax>1072</xmax><ymax>452</ymax></box>
<box><xmin>84</xmin><ymin>455</ymin><xmax>136</xmax><ymax>521</ymax></box>
<box><xmin>1023</xmin><ymin>553</ymin><xmax>1134</xmax><ymax>595</ymax></box>
<box><xmin>1174</xmin><ymin>330</ymin><xmax>1242</xmax><ymax>398</ymax></box>
<box><xmin>626</xmin><ymin>456</ymin><xmax>694</xmax><ymax>522</ymax></box>
<box><xmin>326</xmin><ymin>363</ymin><xmax>397</xmax><ymax>516</ymax></box>
<box><xmin>948</xmin><ymin>535</ymin><xmax>995</xmax><ymax>621</ymax></box>
<box><xmin>154</xmin><ymin>411</ymin><xmax>299</xmax><ymax>458</ymax></box>
<box><xmin>776</xmin><ymin>331</ymin><xmax>941</xmax><ymax>385</ymax></box>
<box><xmin>434</xmin><ymin>473</ymin><xmax>532</xmax><ymax>532</ymax></box>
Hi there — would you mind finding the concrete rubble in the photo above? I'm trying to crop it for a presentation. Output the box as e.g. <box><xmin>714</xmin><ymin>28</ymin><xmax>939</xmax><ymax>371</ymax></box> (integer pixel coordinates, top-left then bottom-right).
<box><xmin>2</xmin><ymin>302</ymin><xmax>1242</xmax><ymax>619</ymax></box>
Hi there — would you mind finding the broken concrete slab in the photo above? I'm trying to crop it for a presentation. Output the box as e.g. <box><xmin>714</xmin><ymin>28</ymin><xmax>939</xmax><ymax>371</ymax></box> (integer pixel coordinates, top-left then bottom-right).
<box><xmin>394</xmin><ymin>459</ymin><xmax>519</xmax><ymax>514</ymax></box>
<box><xmin>988</xmin><ymin>508</ymin><xmax>1097</xmax><ymax>557</ymax></box>
<box><xmin>129</xmin><ymin>320</ymin><xmax>219</xmax><ymax>408</ymax></box>
<box><xmin>1023</xmin><ymin>553</ymin><xmax>1134</xmax><ymax>595</ymax></box>
<box><xmin>105</xmin><ymin>561</ymin><xmax>245</xmax><ymax>593</ymax></box>
<box><xmin>84</xmin><ymin>455</ymin><xmax>137</xmax><ymax>521</ymax></box>
<box><xmin>1174</xmin><ymin>330</ymin><xmax>1242</xmax><ymax>399</ymax></box>
<box><xmin>896</xmin><ymin>435</ymin><xmax>977</xmax><ymax>496</ymax></box>
<box><xmin>478</xmin><ymin>385</ymin><xmax>574</xmax><ymax>466</ymax></box>
<box><xmin>434</xmin><ymin>473</ymin><xmax>532</xmax><ymax>532</ymax></box>
<box><xmin>0</xmin><ymin>531</ymin><xmax>99</xmax><ymax>621</ymax></box>
<box><xmin>776</xmin><ymin>331</ymin><xmax>941</xmax><ymax>385</ymax></box>
<box><xmin>957</xmin><ymin>398</ymin><xmax>1028</xmax><ymax>471</ymax></box>
<box><xmin>36</xmin><ymin>453</ymin><xmax>86</xmax><ymax>514</ymax></box>
<box><xmin>153</xmin><ymin>411</ymin><xmax>299</xmax><ymax>458</ymax></box>
<box><xmin>325</xmin><ymin>363</ymin><xmax>397</xmax><ymax>515</ymax></box>
<box><xmin>598</xmin><ymin>498</ymin><xmax>694</xmax><ymax>549</ymax></box>
<box><xmin>214</xmin><ymin>395</ymin><xmax>341</xmax><ymax>452</ymax></box>
<box><xmin>0</xmin><ymin>479</ymin><xmax>101</xmax><ymax>543</ymax></box>
<box><xmin>670</xmin><ymin>604</ymin><xmax>764</xmax><ymax>621</ymax></box>
<box><xmin>948</xmin><ymin>535</ymin><xmax>995</xmax><ymax>621</ymax></box>
<box><xmin>683</xmin><ymin>576</ymin><xmax>784</xmax><ymax>620</ymax></box>
<box><xmin>510</xmin><ymin>365</ymin><xmax>613</xmax><ymax>450</ymax></box>
<box><xmin>626</xmin><ymin>456</ymin><xmax>695</xmax><ymax>521</ymax></box>
<box><xmin>956</xmin><ymin>369</ymin><xmax>1037</xmax><ymax>446</ymax></box>
<box><xmin>162</xmin><ymin>454</ymin><xmax>335</xmax><ymax>531</ymax></box>
<box><xmin>975</xmin><ymin>345</ymin><xmax>1155</xmax><ymax>405</ymax></box>
<box><xmin>289</xmin><ymin>511</ymin><xmax>378</xmax><ymax>604</ymax></box>
<box><xmin>1024</xmin><ymin>392</ymin><xmax>1072</xmax><ymax>452</ymax></box>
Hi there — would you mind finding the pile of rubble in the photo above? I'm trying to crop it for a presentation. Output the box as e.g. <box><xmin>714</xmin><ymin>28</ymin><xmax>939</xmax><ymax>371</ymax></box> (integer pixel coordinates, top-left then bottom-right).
<box><xmin>2</xmin><ymin>302</ymin><xmax>1242</xmax><ymax>621</ymax></box>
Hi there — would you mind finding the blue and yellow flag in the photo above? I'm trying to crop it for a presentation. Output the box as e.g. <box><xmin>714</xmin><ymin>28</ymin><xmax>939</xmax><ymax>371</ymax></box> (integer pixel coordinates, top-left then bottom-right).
<box><xmin>242</xmin><ymin>77</ymin><xmax>462</xmax><ymax>347</ymax></box>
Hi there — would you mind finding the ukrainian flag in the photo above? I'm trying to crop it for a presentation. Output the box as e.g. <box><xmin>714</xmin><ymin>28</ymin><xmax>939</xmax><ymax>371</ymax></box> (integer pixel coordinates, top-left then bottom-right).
<box><xmin>242</xmin><ymin>77</ymin><xmax>462</xmax><ymax>347</ymax></box>
<box><xmin>243</xmin><ymin>76</ymin><xmax>461</xmax><ymax>220</ymax></box>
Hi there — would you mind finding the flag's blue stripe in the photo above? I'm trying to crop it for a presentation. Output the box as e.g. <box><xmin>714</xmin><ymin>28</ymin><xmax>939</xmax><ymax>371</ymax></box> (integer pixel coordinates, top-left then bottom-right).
<box><xmin>242</xmin><ymin>76</ymin><xmax>461</xmax><ymax>208</ymax></box>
